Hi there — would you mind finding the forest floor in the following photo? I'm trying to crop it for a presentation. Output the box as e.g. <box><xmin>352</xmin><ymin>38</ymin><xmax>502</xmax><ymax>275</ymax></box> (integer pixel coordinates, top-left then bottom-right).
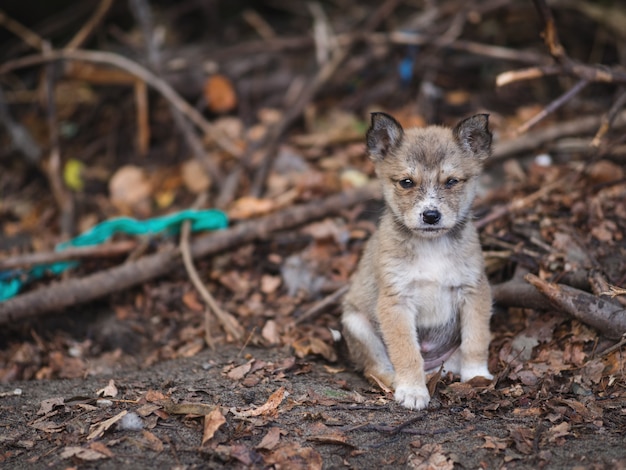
<box><xmin>1</xmin><ymin>0</ymin><xmax>626</xmax><ymax>468</ymax></box>
<box><xmin>2</xmin><ymin>343</ymin><xmax>625</xmax><ymax>469</ymax></box>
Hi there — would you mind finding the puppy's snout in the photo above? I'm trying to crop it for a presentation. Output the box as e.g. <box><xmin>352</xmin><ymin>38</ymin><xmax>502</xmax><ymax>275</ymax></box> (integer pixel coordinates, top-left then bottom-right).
<box><xmin>422</xmin><ymin>210</ymin><xmax>441</xmax><ymax>225</ymax></box>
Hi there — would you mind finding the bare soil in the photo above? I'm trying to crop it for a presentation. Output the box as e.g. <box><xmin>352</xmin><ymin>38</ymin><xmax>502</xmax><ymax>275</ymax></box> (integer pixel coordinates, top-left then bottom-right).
<box><xmin>1</xmin><ymin>341</ymin><xmax>625</xmax><ymax>469</ymax></box>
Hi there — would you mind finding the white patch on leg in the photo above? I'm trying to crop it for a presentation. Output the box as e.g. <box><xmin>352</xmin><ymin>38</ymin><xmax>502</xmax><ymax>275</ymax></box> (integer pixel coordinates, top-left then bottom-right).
<box><xmin>460</xmin><ymin>363</ymin><xmax>493</xmax><ymax>382</ymax></box>
<box><xmin>342</xmin><ymin>312</ymin><xmax>394</xmax><ymax>375</ymax></box>
<box><xmin>394</xmin><ymin>384</ymin><xmax>430</xmax><ymax>410</ymax></box>
<box><xmin>440</xmin><ymin>348</ymin><xmax>462</xmax><ymax>375</ymax></box>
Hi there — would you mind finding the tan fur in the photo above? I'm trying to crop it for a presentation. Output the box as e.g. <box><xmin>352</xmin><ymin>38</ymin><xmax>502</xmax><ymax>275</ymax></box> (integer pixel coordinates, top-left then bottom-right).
<box><xmin>342</xmin><ymin>113</ymin><xmax>493</xmax><ymax>410</ymax></box>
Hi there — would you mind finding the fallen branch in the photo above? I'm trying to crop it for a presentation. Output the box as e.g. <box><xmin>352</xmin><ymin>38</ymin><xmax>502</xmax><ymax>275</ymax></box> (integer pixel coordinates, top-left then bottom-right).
<box><xmin>489</xmin><ymin>109</ymin><xmax>626</xmax><ymax>163</ymax></box>
<box><xmin>0</xmin><ymin>183</ymin><xmax>380</xmax><ymax>324</ymax></box>
<box><xmin>0</xmin><ymin>240</ymin><xmax>137</xmax><ymax>270</ymax></box>
<box><xmin>491</xmin><ymin>278</ymin><xmax>551</xmax><ymax>311</ymax></box>
<box><xmin>525</xmin><ymin>273</ymin><xmax>626</xmax><ymax>339</ymax></box>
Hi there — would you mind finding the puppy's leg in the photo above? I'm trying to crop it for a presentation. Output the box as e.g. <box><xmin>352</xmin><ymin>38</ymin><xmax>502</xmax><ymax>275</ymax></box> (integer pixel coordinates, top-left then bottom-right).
<box><xmin>377</xmin><ymin>296</ymin><xmax>429</xmax><ymax>410</ymax></box>
<box><xmin>459</xmin><ymin>276</ymin><xmax>493</xmax><ymax>382</ymax></box>
<box><xmin>342</xmin><ymin>310</ymin><xmax>395</xmax><ymax>387</ymax></box>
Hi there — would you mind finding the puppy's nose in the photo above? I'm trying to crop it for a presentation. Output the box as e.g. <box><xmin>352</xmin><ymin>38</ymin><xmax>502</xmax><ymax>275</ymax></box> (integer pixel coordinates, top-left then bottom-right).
<box><xmin>422</xmin><ymin>210</ymin><xmax>441</xmax><ymax>225</ymax></box>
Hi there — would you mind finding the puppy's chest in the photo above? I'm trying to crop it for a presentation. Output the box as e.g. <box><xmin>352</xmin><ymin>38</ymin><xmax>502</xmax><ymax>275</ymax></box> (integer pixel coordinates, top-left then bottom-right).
<box><xmin>384</xmin><ymin>245</ymin><xmax>473</xmax><ymax>326</ymax></box>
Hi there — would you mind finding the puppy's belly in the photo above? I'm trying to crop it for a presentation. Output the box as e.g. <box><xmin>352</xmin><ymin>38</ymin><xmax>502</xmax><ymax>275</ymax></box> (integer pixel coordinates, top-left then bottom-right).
<box><xmin>418</xmin><ymin>327</ymin><xmax>461</xmax><ymax>371</ymax></box>
<box><xmin>411</xmin><ymin>285</ymin><xmax>462</xmax><ymax>370</ymax></box>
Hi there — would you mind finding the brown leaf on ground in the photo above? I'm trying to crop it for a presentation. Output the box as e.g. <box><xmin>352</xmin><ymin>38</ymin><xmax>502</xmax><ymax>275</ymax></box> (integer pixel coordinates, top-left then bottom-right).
<box><xmin>291</xmin><ymin>336</ymin><xmax>337</xmax><ymax>362</ymax></box>
<box><xmin>144</xmin><ymin>390</ymin><xmax>169</xmax><ymax>403</ymax></box>
<box><xmin>96</xmin><ymin>379</ymin><xmax>118</xmax><ymax>398</ymax></box>
<box><xmin>482</xmin><ymin>435</ymin><xmax>510</xmax><ymax>451</ymax></box>
<box><xmin>109</xmin><ymin>165</ymin><xmax>152</xmax><ymax>215</ymax></box>
<box><xmin>256</xmin><ymin>426</ymin><xmax>285</xmax><ymax>451</ymax></box>
<box><xmin>60</xmin><ymin>446</ymin><xmax>109</xmax><ymax>461</ymax></box>
<box><xmin>165</xmin><ymin>403</ymin><xmax>215</xmax><ymax>416</ymax></box>
<box><xmin>204</xmin><ymin>74</ymin><xmax>237</xmax><ymax>114</ymax></box>
<box><xmin>226</xmin><ymin>360</ymin><xmax>254</xmax><ymax>380</ymax></box>
<box><xmin>509</xmin><ymin>426</ymin><xmax>534</xmax><ymax>455</ymax></box>
<box><xmin>263</xmin><ymin>442</ymin><xmax>323</xmax><ymax>470</ymax></box>
<box><xmin>202</xmin><ymin>408</ymin><xmax>226</xmax><ymax>446</ymax></box>
<box><xmin>141</xmin><ymin>430</ymin><xmax>165</xmax><ymax>452</ymax></box>
<box><xmin>408</xmin><ymin>443</ymin><xmax>454</xmax><ymax>470</ymax></box>
<box><xmin>37</xmin><ymin>397</ymin><xmax>64</xmax><ymax>415</ymax></box>
<box><xmin>87</xmin><ymin>410</ymin><xmax>128</xmax><ymax>440</ymax></box>
<box><xmin>546</xmin><ymin>421</ymin><xmax>571</xmax><ymax>444</ymax></box>
<box><xmin>231</xmin><ymin>386</ymin><xmax>288</xmax><ymax>418</ymax></box>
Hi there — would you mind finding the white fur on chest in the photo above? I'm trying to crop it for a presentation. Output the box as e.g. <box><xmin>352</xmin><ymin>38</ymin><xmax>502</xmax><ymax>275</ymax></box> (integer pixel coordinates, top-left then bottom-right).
<box><xmin>384</xmin><ymin>237</ymin><xmax>478</xmax><ymax>328</ymax></box>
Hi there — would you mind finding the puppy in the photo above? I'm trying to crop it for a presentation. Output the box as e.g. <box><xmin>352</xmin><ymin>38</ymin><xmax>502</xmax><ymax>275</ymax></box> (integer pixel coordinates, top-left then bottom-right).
<box><xmin>342</xmin><ymin>112</ymin><xmax>493</xmax><ymax>410</ymax></box>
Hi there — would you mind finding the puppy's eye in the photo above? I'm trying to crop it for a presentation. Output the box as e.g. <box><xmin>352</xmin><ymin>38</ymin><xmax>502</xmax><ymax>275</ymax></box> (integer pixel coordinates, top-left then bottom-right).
<box><xmin>445</xmin><ymin>178</ymin><xmax>460</xmax><ymax>189</ymax></box>
<box><xmin>399</xmin><ymin>178</ymin><xmax>415</xmax><ymax>189</ymax></box>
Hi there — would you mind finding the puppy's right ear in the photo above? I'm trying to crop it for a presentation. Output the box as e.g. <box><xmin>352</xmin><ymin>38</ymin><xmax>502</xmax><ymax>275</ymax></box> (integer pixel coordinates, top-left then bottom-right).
<box><xmin>366</xmin><ymin>112</ymin><xmax>404</xmax><ymax>161</ymax></box>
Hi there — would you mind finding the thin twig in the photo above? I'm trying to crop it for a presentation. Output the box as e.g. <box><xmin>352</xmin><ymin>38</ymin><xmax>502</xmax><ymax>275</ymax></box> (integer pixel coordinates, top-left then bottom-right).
<box><xmin>591</xmin><ymin>88</ymin><xmax>626</xmax><ymax>147</ymax></box>
<box><xmin>598</xmin><ymin>334</ymin><xmax>626</xmax><ymax>358</ymax></box>
<box><xmin>295</xmin><ymin>284</ymin><xmax>348</xmax><ymax>325</ymax></box>
<box><xmin>516</xmin><ymin>78</ymin><xmax>590</xmax><ymax>134</ymax></box>
<box><xmin>0</xmin><ymin>8</ymin><xmax>45</xmax><ymax>51</ymax></box>
<box><xmin>179</xmin><ymin>220</ymin><xmax>243</xmax><ymax>343</ymax></box>
<box><xmin>65</xmin><ymin>0</ymin><xmax>114</xmax><ymax>50</ymax></box>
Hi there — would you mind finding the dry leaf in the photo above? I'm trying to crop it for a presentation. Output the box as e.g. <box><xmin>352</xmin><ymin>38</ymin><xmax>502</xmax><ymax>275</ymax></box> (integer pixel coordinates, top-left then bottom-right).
<box><xmin>87</xmin><ymin>410</ymin><xmax>128</xmax><ymax>440</ymax></box>
<box><xmin>408</xmin><ymin>443</ymin><xmax>454</xmax><ymax>470</ymax></box>
<box><xmin>291</xmin><ymin>337</ymin><xmax>337</xmax><ymax>362</ymax></box>
<box><xmin>228</xmin><ymin>197</ymin><xmax>276</xmax><ymax>220</ymax></box>
<box><xmin>109</xmin><ymin>165</ymin><xmax>152</xmax><ymax>214</ymax></box>
<box><xmin>89</xmin><ymin>441</ymin><xmax>114</xmax><ymax>458</ymax></box>
<box><xmin>261</xmin><ymin>320</ymin><xmax>281</xmax><ymax>345</ymax></box>
<box><xmin>204</xmin><ymin>74</ymin><xmax>237</xmax><ymax>113</ymax></box>
<box><xmin>547</xmin><ymin>421</ymin><xmax>571</xmax><ymax>443</ymax></box>
<box><xmin>227</xmin><ymin>360</ymin><xmax>254</xmax><ymax>380</ymax></box>
<box><xmin>141</xmin><ymin>430</ymin><xmax>164</xmax><ymax>452</ymax></box>
<box><xmin>307</xmin><ymin>431</ymin><xmax>350</xmax><ymax>446</ymax></box>
<box><xmin>182</xmin><ymin>290</ymin><xmax>204</xmax><ymax>312</ymax></box>
<box><xmin>181</xmin><ymin>159</ymin><xmax>211</xmax><ymax>194</ymax></box>
<box><xmin>231</xmin><ymin>386</ymin><xmax>288</xmax><ymax>418</ymax></box>
<box><xmin>256</xmin><ymin>426</ymin><xmax>284</xmax><ymax>450</ymax></box>
<box><xmin>509</xmin><ymin>426</ymin><xmax>534</xmax><ymax>454</ymax></box>
<box><xmin>261</xmin><ymin>275</ymin><xmax>282</xmax><ymax>295</ymax></box>
<box><xmin>60</xmin><ymin>446</ymin><xmax>109</xmax><ymax>461</ymax></box>
<box><xmin>165</xmin><ymin>402</ymin><xmax>215</xmax><ymax>416</ymax></box>
<box><xmin>263</xmin><ymin>443</ymin><xmax>322</xmax><ymax>470</ymax></box>
<box><xmin>482</xmin><ymin>435</ymin><xmax>509</xmax><ymax>450</ymax></box>
<box><xmin>97</xmin><ymin>379</ymin><xmax>118</xmax><ymax>398</ymax></box>
<box><xmin>144</xmin><ymin>390</ymin><xmax>169</xmax><ymax>403</ymax></box>
<box><xmin>37</xmin><ymin>397</ymin><xmax>64</xmax><ymax>415</ymax></box>
<box><xmin>202</xmin><ymin>408</ymin><xmax>227</xmax><ymax>445</ymax></box>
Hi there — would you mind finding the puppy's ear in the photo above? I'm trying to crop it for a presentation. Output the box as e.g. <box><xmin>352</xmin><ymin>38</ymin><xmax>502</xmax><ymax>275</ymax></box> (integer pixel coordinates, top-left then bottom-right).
<box><xmin>453</xmin><ymin>114</ymin><xmax>492</xmax><ymax>161</ymax></box>
<box><xmin>366</xmin><ymin>112</ymin><xmax>404</xmax><ymax>161</ymax></box>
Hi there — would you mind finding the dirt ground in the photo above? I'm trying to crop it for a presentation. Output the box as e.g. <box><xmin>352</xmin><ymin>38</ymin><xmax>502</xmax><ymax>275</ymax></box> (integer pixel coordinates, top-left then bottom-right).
<box><xmin>1</xmin><ymin>339</ymin><xmax>625</xmax><ymax>469</ymax></box>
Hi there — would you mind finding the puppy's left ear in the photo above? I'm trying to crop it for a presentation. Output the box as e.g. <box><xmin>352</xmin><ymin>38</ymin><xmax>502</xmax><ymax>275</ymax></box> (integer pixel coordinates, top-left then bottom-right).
<box><xmin>453</xmin><ymin>114</ymin><xmax>492</xmax><ymax>161</ymax></box>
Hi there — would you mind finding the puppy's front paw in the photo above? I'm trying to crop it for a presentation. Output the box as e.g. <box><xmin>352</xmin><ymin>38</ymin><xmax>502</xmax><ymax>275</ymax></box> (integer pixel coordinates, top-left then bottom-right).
<box><xmin>394</xmin><ymin>384</ymin><xmax>430</xmax><ymax>410</ymax></box>
<box><xmin>461</xmin><ymin>364</ymin><xmax>493</xmax><ymax>382</ymax></box>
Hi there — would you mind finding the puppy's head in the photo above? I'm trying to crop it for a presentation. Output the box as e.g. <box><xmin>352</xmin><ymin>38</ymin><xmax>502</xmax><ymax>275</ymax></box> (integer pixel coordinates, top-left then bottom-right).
<box><xmin>366</xmin><ymin>112</ymin><xmax>492</xmax><ymax>238</ymax></box>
